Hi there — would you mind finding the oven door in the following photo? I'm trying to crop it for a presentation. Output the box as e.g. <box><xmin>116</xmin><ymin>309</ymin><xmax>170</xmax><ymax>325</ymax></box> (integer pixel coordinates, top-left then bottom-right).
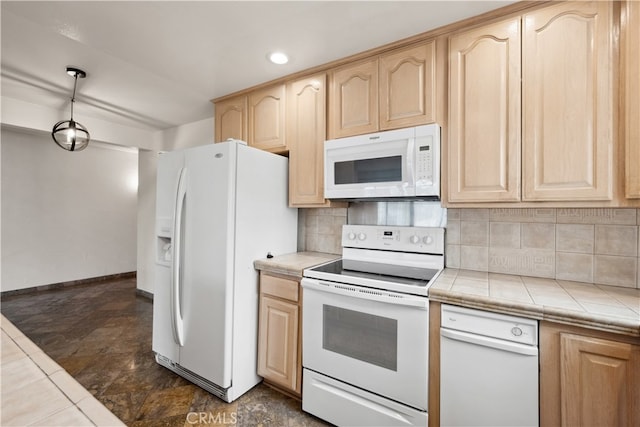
<box><xmin>301</xmin><ymin>277</ymin><xmax>429</xmax><ymax>410</ymax></box>
<box><xmin>324</xmin><ymin>127</ymin><xmax>416</xmax><ymax>199</ymax></box>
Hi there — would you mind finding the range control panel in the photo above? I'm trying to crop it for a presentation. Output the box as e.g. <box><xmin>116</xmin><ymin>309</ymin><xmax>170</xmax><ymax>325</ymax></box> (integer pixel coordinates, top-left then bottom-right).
<box><xmin>342</xmin><ymin>224</ymin><xmax>445</xmax><ymax>255</ymax></box>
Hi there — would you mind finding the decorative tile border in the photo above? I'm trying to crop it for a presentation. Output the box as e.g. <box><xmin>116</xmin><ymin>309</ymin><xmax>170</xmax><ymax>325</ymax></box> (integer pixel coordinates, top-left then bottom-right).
<box><xmin>489</xmin><ymin>248</ymin><xmax>555</xmax><ymax>278</ymax></box>
<box><xmin>556</xmin><ymin>208</ymin><xmax>637</xmax><ymax>225</ymax></box>
<box><xmin>460</xmin><ymin>208</ymin><xmax>489</xmax><ymax>221</ymax></box>
<box><xmin>490</xmin><ymin>208</ymin><xmax>556</xmax><ymax>223</ymax></box>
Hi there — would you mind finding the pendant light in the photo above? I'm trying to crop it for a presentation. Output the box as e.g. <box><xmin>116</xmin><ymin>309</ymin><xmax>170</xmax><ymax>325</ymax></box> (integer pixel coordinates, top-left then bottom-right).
<box><xmin>51</xmin><ymin>67</ymin><xmax>90</xmax><ymax>152</ymax></box>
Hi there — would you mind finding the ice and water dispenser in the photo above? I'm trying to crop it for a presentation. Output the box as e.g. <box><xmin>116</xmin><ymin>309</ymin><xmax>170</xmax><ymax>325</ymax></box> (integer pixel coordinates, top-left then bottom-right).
<box><xmin>156</xmin><ymin>217</ymin><xmax>172</xmax><ymax>266</ymax></box>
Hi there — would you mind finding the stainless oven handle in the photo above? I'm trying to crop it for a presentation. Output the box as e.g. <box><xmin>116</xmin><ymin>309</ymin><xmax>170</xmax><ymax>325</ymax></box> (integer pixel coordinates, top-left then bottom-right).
<box><xmin>301</xmin><ymin>278</ymin><xmax>428</xmax><ymax>309</ymax></box>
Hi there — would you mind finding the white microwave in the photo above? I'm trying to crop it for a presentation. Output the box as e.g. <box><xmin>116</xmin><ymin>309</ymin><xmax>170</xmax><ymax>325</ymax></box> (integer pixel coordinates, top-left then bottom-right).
<box><xmin>324</xmin><ymin>124</ymin><xmax>440</xmax><ymax>200</ymax></box>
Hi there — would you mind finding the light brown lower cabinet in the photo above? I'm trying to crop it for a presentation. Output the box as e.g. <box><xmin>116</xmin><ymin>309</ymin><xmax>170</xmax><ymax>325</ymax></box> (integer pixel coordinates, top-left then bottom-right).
<box><xmin>540</xmin><ymin>321</ymin><xmax>640</xmax><ymax>427</ymax></box>
<box><xmin>257</xmin><ymin>272</ymin><xmax>301</xmax><ymax>397</ymax></box>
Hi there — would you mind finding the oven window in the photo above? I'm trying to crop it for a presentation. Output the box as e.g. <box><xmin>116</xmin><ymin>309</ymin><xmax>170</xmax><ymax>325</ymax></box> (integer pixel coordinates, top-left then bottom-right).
<box><xmin>322</xmin><ymin>305</ymin><xmax>397</xmax><ymax>371</ymax></box>
<box><xmin>334</xmin><ymin>156</ymin><xmax>402</xmax><ymax>184</ymax></box>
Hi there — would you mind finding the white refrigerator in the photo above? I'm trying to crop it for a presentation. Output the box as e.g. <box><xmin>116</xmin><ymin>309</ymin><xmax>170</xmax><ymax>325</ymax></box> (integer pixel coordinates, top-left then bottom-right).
<box><xmin>152</xmin><ymin>140</ymin><xmax>297</xmax><ymax>402</ymax></box>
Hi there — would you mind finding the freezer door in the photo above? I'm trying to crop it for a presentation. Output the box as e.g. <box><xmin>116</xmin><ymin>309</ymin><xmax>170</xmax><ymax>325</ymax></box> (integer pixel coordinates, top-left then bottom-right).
<box><xmin>152</xmin><ymin>149</ymin><xmax>185</xmax><ymax>363</ymax></box>
<box><xmin>178</xmin><ymin>143</ymin><xmax>236</xmax><ymax>388</ymax></box>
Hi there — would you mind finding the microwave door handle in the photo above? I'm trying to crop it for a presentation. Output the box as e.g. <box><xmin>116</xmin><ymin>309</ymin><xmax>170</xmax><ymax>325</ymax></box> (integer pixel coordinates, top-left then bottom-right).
<box><xmin>406</xmin><ymin>136</ymin><xmax>415</xmax><ymax>186</ymax></box>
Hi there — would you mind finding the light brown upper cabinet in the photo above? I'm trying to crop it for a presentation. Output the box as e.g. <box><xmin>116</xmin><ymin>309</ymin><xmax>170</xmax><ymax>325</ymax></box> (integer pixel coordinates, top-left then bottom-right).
<box><xmin>624</xmin><ymin>0</ymin><xmax>640</xmax><ymax>198</ymax></box>
<box><xmin>447</xmin><ymin>1</ymin><xmax>615</xmax><ymax>204</ymax></box>
<box><xmin>448</xmin><ymin>18</ymin><xmax>522</xmax><ymax>202</ymax></box>
<box><xmin>379</xmin><ymin>42</ymin><xmax>437</xmax><ymax>130</ymax></box>
<box><xmin>214</xmin><ymin>95</ymin><xmax>247</xmax><ymax>143</ymax></box>
<box><xmin>328</xmin><ymin>40</ymin><xmax>439</xmax><ymax>139</ymax></box>
<box><xmin>522</xmin><ymin>1</ymin><xmax>613</xmax><ymax>201</ymax></box>
<box><xmin>248</xmin><ymin>84</ymin><xmax>287</xmax><ymax>154</ymax></box>
<box><xmin>328</xmin><ymin>58</ymin><xmax>379</xmax><ymax>138</ymax></box>
<box><xmin>214</xmin><ymin>84</ymin><xmax>286</xmax><ymax>153</ymax></box>
<box><xmin>287</xmin><ymin>74</ymin><xmax>331</xmax><ymax>207</ymax></box>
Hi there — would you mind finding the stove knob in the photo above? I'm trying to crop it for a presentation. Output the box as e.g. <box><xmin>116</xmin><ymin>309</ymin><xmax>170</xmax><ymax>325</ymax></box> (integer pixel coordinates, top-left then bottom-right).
<box><xmin>410</xmin><ymin>235</ymin><xmax>420</xmax><ymax>244</ymax></box>
<box><xmin>347</xmin><ymin>232</ymin><xmax>356</xmax><ymax>240</ymax></box>
<box><xmin>358</xmin><ymin>232</ymin><xmax>367</xmax><ymax>241</ymax></box>
<box><xmin>423</xmin><ymin>236</ymin><xmax>433</xmax><ymax>245</ymax></box>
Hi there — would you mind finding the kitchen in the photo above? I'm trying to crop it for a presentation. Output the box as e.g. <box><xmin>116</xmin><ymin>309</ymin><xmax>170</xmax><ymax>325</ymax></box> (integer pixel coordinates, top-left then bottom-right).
<box><xmin>2</xmin><ymin>1</ymin><xmax>639</xmax><ymax>426</ymax></box>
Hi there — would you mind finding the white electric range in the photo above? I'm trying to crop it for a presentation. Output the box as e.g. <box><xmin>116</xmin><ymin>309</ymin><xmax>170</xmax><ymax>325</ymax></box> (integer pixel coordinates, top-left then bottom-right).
<box><xmin>301</xmin><ymin>224</ymin><xmax>445</xmax><ymax>426</ymax></box>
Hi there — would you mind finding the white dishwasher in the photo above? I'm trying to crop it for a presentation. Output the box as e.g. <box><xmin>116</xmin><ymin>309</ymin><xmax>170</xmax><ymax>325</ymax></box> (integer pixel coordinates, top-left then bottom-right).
<box><xmin>440</xmin><ymin>304</ymin><xmax>539</xmax><ymax>427</ymax></box>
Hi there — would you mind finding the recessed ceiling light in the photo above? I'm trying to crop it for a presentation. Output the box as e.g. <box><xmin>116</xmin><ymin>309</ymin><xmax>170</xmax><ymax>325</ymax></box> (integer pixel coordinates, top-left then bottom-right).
<box><xmin>268</xmin><ymin>52</ymin><xmax>289</xmax><ymax>65</ymax></box>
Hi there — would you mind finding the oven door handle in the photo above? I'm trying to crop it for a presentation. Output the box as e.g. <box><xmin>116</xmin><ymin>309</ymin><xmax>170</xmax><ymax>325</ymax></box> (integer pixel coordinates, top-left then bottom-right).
<box><xmin>301</xmin><ymin>278</ymin><xmax>428</xmax><ymax>309</ymax></box>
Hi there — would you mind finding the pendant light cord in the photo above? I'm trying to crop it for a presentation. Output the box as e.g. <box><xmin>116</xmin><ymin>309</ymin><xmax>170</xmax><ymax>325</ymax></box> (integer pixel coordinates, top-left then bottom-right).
<box><xmin>70</xmin><ymin>74</ymin><xmax>78</xmax><ymax>120</ymax></box>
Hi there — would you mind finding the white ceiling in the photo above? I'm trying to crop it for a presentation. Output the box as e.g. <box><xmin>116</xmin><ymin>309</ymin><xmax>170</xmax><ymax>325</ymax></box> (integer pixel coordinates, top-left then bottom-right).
<box><xmin>1</xmin><ymin>1</ymin><xmax>514</xmax><ymax>132</ymax></box>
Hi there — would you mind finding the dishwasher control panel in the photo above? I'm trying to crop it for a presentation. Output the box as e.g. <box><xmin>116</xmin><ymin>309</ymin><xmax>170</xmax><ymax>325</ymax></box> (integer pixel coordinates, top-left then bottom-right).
<box><xmin>441</xmin><ymin>304</ymin><xmax>538</xmax><ymax>346</ymax></box>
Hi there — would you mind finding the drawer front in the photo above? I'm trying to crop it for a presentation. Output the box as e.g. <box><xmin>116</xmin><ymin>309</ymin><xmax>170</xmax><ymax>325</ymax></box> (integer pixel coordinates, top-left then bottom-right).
<box><xmin>261</xmin><ymin>273</ymin><xmax>299</xmax><ymax>302</ymax></box>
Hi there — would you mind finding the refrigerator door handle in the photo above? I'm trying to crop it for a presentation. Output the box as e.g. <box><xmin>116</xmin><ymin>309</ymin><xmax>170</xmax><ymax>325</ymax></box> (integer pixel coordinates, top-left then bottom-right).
<box><xmin>171</xmin><ymin>167</ymin><xmax>187</xmax><ymax>347</ymax></box>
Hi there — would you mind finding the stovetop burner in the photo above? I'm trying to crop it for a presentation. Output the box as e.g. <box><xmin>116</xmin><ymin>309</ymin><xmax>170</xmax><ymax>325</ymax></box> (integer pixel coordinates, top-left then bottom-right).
<box><xmin>312</xmin><ymin>259</ymin><xmax>439</xmax><ymax>287</ymax></box>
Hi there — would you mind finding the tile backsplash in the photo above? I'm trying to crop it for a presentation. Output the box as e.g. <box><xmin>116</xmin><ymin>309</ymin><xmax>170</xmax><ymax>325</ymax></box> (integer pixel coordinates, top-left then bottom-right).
<box><xmin>297</xmin><ymin>201</ymin><xmax>444</xmax><ymax>255</ymax></box>
<box><xmin>297</xmin><ymin>206</ymin><xmax>640</xmax><ymax>289</ymax></box>
<box><xmin>446</xmin><ymin>208</ymin><xmax>640</xmax><ymax>289</ymax></box>
<box><xmin>298</xmin><ymin>208</ymin><xmax>347</xmax><ymax>255</ymax></box>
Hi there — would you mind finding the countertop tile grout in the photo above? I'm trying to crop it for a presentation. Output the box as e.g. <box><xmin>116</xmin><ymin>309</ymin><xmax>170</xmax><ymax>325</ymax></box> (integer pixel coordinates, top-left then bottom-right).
<box><xmin>430</xmin><ymin>268</ymin><xmax>640</xmax><ymax>337</ymax></box>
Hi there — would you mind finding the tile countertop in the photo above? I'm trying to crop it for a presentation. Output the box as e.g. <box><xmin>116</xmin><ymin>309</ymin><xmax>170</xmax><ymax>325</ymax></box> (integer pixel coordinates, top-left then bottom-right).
<box><xmin>430</xmin><ymin>269</ymin><xmax>640</xmax><ymax>338</ymax></box>
<box><xmin>254</xmin><ymin>251</ymin><xmax>340</xmax><ymax>278</ymax></box>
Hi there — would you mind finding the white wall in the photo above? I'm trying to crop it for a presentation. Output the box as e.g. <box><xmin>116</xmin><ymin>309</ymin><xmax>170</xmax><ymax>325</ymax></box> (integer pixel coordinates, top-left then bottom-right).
<box><xmin>1</xmin><ymin>127</ymin><xmax>138</xmax><ymax>291</ymax></box>
<box><xmin>160</xmin><ymin>117</ymin><xmax>214</xmax><ymax>151</ymax></box>
<box><xmin>1</xmin><ymin>94</ymin><xmax>214</xmax><ymax>295</ymax></box>
<box><xmin>136</xmin><ymin>149</ymin><xmax>158</xmax><ymax>295</ymax></box>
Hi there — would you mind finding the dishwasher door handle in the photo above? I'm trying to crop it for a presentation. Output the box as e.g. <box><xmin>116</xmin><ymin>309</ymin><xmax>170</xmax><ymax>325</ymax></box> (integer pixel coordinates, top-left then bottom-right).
<box><xmin>441</xmin><ymin>328</ymin><xmax>538</xmax><ymax>356</ymax></box>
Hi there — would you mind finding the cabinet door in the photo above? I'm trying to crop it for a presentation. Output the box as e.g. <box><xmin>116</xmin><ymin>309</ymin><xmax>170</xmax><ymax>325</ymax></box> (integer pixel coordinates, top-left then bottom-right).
<box><xmin>379</xmin><ymin>41</ymin><xmax>436</xmax><ymax>130</ymax></box>
<box><xmin>214</xmin><ymin>95</ymin><xmax>247</xmax><ymax>143</ymax></box>
<box><xmin>523</xmin><ymin>1</ymin><xmax>613</xmax><ymax>201</ymax></box>
<box><xmin>560</xmin><ymin>333</ymin><xmax>639</xmax><ymax>427</ymax></box>
<box><xmin>287</xmin><ymin>74</ymin><xmax>330</xmax><ymax>207</ymax></box>
<box><xmin>248</xmin><ymin>84</ymin><xmax>287</xmax><ymax>153</ymax></box>
<box><xmin>257</xmin><ymin>295</ymin><xmax>300</xmax><ymax>393</ymax></box>
<box><xmin>328</xmin><ymin>59</ymin><xmax>378</xmax><ymax>138</ymax></box>
<box><xmin>448</xmin><ymin>18</ymin><xmax>521</xmax><ymax>202</ymax></box>
<box><xmin>625</xmin><ymin>0</ymin><xmax>640</xmax><ymax>198</ymax></box>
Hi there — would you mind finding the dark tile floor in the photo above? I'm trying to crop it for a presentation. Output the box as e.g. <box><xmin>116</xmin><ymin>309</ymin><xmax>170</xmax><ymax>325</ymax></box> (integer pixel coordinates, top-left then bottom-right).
<box><xmin>1</xmin><ymin>278</ymin><xmax>330</xmax><ymax>426</ymax></box>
